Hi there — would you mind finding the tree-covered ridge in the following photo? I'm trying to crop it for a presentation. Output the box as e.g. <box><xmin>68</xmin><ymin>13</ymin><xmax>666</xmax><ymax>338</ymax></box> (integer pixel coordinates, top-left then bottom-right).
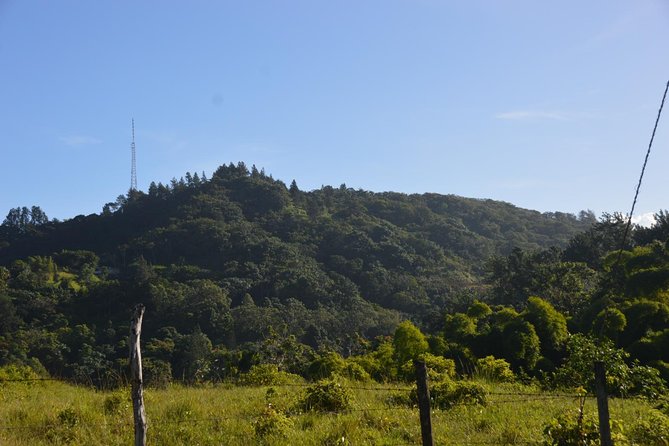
<box><xmin>1</xmin><ymin>161</ymin><xmax>668</xmax><ymax>394</ymax></box>
<box><xmin>0</xmin><ymin>162</ymin><xmax>594</xmax><ymax>308</ymax></box>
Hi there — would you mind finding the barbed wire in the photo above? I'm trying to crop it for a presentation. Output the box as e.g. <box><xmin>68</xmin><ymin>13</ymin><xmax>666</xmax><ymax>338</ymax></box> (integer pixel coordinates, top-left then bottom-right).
<box><xmin>0</xmin><ymin>377</ymin><xmax>61</xmax><ymax>382</ymax></box>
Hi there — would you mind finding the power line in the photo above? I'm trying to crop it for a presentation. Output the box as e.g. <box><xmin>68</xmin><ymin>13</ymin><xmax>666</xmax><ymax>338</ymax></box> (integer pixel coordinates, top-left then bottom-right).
<box><xmin>615</xmin><ymin>80</ymin><xmax>669</xmax><ymax>265</ymax></box>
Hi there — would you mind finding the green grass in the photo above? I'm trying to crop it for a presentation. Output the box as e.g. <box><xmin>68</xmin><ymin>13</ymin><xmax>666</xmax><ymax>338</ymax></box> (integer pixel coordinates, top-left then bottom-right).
<box><xmin>0</xmin><ymin>380</ymin><xmax>662</xmax><ymax>445</ymax></box>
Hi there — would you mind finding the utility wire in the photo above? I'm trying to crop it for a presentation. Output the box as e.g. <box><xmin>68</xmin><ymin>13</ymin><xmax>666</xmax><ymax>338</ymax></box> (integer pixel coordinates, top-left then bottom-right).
<box><xmin>615</xmin><ymin>80</ymin><xmax>669</xmax><ymax>266</ymax></box>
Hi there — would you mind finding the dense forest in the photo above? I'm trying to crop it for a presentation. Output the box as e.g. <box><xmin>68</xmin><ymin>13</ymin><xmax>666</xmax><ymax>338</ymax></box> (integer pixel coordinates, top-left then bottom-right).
<box><xmin>1</xmin><ymin>162</ymin><xmax>668</xmax><ymax>396</ymax></box>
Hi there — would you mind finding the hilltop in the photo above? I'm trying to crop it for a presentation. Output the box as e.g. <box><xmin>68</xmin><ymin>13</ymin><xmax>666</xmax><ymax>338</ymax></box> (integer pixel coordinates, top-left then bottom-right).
<box><xmin>1</xmin><ymin>162</ymin><xmax>594</xmax><ymax>318</ymax></box>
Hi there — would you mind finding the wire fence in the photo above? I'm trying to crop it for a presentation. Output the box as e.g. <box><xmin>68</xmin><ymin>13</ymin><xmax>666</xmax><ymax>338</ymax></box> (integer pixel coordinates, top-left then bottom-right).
<box><xmin>0</xmin><ymin>375</ymin><xmax>658</xmax><ymax>445</ymax></box>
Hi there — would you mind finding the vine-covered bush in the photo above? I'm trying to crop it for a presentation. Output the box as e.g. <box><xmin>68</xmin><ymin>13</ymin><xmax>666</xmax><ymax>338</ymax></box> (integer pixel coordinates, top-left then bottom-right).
<box><xmin>543</xmin><ymin>411</ymin><xmax>627</xmax><ymax>446</ymax></box>
<box><xmin>240</xmin><ymin>364</ymin><xmax>303</xmax><ymax>386</ymax></box>
<box><xmin>474</xmin><ymin>356</ymin><xmax>515</xmax><ymax>382</ymax></box>
<box><xmin>253</xmin><ymin>404</ymin><xmax>292</xmax><ymax>439</ymax></box>
<box><xmin>542</xmin><ymin>412</ymin><xmax>600</xmax><ymax>446</ymax></box>
<box><xmin>399</xmin><ymin>353</ymin><xmax>456</xmax><ymax>382</ymax></box>
<box><xmin>298</xmin><ymin>379</ymin><xmax>352</xmax><ymax>413</ymax></box>
<box><xmin>410</xmin><ymin>379</ymin><xmax>487</xmax><ymax>409</ymax></box>
<box><xmin>550</xmin><ymin>334</ymin><xmax>666</xmax><ymax>398</ymax></box>
<box><xmin>0</xmin><ymin>364</ymin><xmax>41</xmax><ymax>382</ymax></box>
<box><xmin>630</xmin><ymin>409</ymin><xmax>669</xmax><ymax>445</ymax></box>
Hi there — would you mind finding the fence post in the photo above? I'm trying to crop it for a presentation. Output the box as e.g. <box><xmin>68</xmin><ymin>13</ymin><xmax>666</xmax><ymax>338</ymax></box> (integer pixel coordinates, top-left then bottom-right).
<box><xmin>414</xmin><ymin>359</ymin><xmax>434</xmax><ymax>446</ymax></box>
<box><xmin>594</xmin><ymin>361</ymin><xmax>612</xmax><ymax>446</ymax></box>
<box><xmin>130</xmin><ymin>304</ymin><xmax>147</xmax><ymax>446</ymax></box>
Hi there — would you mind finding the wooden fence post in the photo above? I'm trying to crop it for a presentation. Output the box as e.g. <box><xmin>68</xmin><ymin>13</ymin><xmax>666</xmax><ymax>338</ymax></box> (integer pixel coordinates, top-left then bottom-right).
<box><xmin>130</xmin><ymin>304</ymin><xmax>147</xmax><ymax>446</ymax></box>
<box><xmin>414</xmin><ymin>359</ymin><xmax>434</xmax><ymax>446</ymax></box>
<box><xmin>594</xmin><ymin>361</ymin><xmax>612</xmax><ymax>446</ymax></box>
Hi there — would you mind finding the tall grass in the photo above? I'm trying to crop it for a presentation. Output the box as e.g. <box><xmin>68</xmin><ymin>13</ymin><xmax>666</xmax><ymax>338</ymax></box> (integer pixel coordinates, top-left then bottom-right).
<box><xmin>0</xmin><ymin>379</ymin><xmax>661</xmax><ymax>445</ymax></box>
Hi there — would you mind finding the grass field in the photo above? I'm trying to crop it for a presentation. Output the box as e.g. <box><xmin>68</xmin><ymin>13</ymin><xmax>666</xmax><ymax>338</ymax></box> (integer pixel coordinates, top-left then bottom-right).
<box><xmin>0</xmin><ymin>378</ymin><xmax>664</xmax><ymax>445</ymax></box>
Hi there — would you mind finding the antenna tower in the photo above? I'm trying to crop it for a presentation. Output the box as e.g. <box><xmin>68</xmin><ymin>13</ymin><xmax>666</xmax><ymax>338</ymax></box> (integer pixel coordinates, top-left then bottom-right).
<box><xmin>130</xmin><ymin>118</ymin><xmax>137</xmax><ymax>191</ymax></box>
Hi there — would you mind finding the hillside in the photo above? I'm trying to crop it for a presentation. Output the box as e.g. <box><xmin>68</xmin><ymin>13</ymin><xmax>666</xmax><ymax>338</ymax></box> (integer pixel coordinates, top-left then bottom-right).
<box><xmin>3</xmin><ymin>161</ymin><xmax>669</xmax><ymax>395</ymax></box>
<box><xmin>0</xmin><ymin>162</ymin><xmax>594</xmax><ymax>306</ymax></box>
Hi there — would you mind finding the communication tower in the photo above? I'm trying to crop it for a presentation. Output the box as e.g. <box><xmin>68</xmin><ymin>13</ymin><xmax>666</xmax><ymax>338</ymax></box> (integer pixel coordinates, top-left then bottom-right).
<box><xmin>130</xmin><ymin>119</ymin><xmax>137</xmax><ymax>191</ymax></box>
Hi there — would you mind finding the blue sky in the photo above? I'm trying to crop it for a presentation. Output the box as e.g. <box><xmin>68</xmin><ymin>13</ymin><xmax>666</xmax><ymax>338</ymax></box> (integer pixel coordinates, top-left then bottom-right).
<box><xmin>1</xmin><ymin>1</ymin><xmax>668</xmax><ymax>223</ymax></box>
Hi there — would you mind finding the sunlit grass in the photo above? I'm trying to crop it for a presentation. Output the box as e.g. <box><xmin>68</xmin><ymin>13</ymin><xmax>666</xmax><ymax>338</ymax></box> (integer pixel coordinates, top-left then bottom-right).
<box><xmin>0</xmin><ymin>379</ymin><xmax>660</xmax><ymax>445</ymax></box>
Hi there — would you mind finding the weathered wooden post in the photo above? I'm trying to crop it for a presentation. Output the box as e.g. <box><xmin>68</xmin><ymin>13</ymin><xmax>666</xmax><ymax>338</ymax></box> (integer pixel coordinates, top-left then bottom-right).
<box><xmin>130</xmin><ymin>304</ymin><xmax>147</xmax><ymax>446</ymax></box>
<box><xmin>414</xmin><ymin>359</ymin><xmax>434</xmax><ymax>446</ymax></box>
<box><xmin>594</xmin><ymin>361</ymin><xmax>612</xmax><ymax>446</ymax></box>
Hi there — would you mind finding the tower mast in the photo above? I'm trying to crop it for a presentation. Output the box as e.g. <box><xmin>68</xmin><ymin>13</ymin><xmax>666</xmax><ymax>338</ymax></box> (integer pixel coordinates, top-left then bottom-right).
<box><xmin>130</xmin><ymin>118</ymin><xmax>137</xmax><ymax>191</ymax></box>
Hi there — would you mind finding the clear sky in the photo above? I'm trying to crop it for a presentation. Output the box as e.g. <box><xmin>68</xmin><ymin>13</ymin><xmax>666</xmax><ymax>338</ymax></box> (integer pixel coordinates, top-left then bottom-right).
<box><xmin>1</xmin><ymin>1</ymin><xmax>668</xmax><ymax>223</ymax></box>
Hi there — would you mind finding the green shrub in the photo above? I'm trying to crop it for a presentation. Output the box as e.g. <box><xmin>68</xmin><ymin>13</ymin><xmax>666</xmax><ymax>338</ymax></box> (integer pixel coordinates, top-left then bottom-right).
<box><xmin>628</xmin><ymin>362</ymin><xmax>667</xmax><ymax>399</ymax></box>
<box><xmin>435</xmin><ymin>381</ymin><xmax>487</xmax><ymax>409</ymax></box>
<box><xmin>542</xmin><ymin>412</ymin><xmax>600</xmax><ymax>446</ymax></box>
<box><xmin>299</xmin><ymin>379</ymin><xmax>352</xmax><ymax>413</ymax></box>
<box><xmin>393</xmin><ymin>320</ymin><xmax>429</xmax><ymax>364</ymax></box>
<box><xmin>143</xmin><ymin>358</ymin><xmax>172</xmax><ymax>389</ymax></box>
<box><xmin>348</xmin><ymin>350</ymin><xmax>397</xmax><ymax>382</ymax></box>
<box><xmin>551</xmin><ymin>335</ymin><xmax>667</xmax><ymax>398</ymax></box>
<box><xmin>241</xmin><ymin>364</ymin><xmax>303</xmax><ymax>386</ymax></box>
<box><xmin>399</xmin><ymin>353</ymin><xmax>456</xmax><ymax>382</ymax></box>
<box><xmin>102</xmin><ymin>393</ymin><xmax>129</xmax><ymax>416</ymax></box>
<box><xmin>650</xmin><ymin>360</ymin><xmax>669</xmax><ymax>383</ymax></box>
<box><xmin>0</xmin><ymin>364</ymin><xmax>41</xmax><ymax>382</ymax></box>
<box><xmin>45</xmin><ymin>407</ymin><xmax>83</xmax><ymax>443</ymax></box>
<box><xmin>253</xmin><ymin>404</ymin><xmax>292</xmax><ymax>439</ymax></box>
<box><xmin>630</xmin><ymin>410</ymin><xmax>669</xmax><ymax>445</ymax></box>
<box><xmin>550</xmin><ymin>334</ymin><xmax>631</xmax><ymax>395</ymax></box>
<box><xmin>57</xmin><ymin>408</ymin><xmax>79</xmax><ymax>428</ymax></box>
<box><xmin>475</xmin><ymin>356</ymin><xmax>515</xmax><ymax>382</ymax></box>
<box><xmin>410</xmin><ymin>379</ymin><xmax>487</xmax><ymax>409</ymax></box>
<box><xmin>342</xmin><ymin>360</ymin><xmax>371</xmax><ymax>382</ymax></box>
<box><xmin>656</xmin><ymin>397</ymin><xmax>669</xmax><ymax>416</ymax></box>
<box><xmin>543</xmin><ymin>411</ymin><xmax>627</xmax><ymax>446</ymax></box>
<box><xmin>307</xmin><ymin>351</ymin><xmax>346</xmax><ymax>380</ymax></box>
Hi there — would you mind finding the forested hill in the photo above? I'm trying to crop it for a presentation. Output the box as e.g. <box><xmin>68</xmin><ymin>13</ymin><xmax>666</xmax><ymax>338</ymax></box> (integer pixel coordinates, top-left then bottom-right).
<box><xmin>6</xmin><ymin>162</ymin><xmax>669</xmax><ymax>387</ymax></box>
<box><xmin>1</xmin><ymin>162</ymin><xmax>594</xmax><ymax>300</ymax></box>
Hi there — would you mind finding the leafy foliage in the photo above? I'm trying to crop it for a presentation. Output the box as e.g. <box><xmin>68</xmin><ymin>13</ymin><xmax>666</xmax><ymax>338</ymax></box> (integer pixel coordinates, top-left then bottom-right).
<box><xmin>298</xmin><ymin>379</ymin><xmax>353</xmax><ymax>413</ymax></box>
<box><xmin>474</xmin><ymin>356</ymin><xmax>515</xmax><ymax>383</ymax></box>
<box><xmin>542</xmin><ymin>412</ymin><xmax>601</xmax><ymax>446</ymax></box>
<box><xmin>410</xmin><ymin>379</ymin><xmax>487</xmax><ymax>410</ymax></box>
<box><xmin>0</xmin><ymin>163</ymin><xmax>667</xmax><ymax>396</ymax></box>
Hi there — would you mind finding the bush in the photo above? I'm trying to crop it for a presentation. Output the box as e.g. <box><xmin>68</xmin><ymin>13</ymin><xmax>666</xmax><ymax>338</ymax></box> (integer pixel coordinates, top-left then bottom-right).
<box><xmin>143</xmin><ymin>358</ymin><xmax>172</xmax><ymax>389</ymax></box>
<box><xmin>0</xmin><ymin>364</ymin><xmax>41</xmax><ymax>382</ymax></box>
<box><xmin>399</xmin><ymin>353</ymin><xmax>456</xmax><ymax>382</ymax></box>
<box><xmin>57</xmin><ymin>408</ymin><xmax>79</xmax><ymax>428</ymax></box>
<box><xmin>550</xmin><ymin>334</ymin><xmax>629</xmax><ymax>395</ymax></box>
<box><xmin>411</xmin><ymin>379</ymin><xmax>487</xmax><ymax>409</ymax></box>
<box><xmin>542</xmin><ymin>412</ymin><xmax>600</xmax><ymax>446</ymax></box>
<box><xmin>628</xmin><ymin>362</ymin><xmax>667</xmax><ymax>399</ymax></box>
<box><xmin>306</xmin><ymin>351</ymin><xmax>346</xmax><ymax>380</ymax></box>
<box><xmin>475</xmin><ymin>356</ymin><xmax>515</xmax><ymax>382</ymax></box>
<box><xmin>253</xmin><ymin>404</ymin><xmax>292</xmax><ymax>439</ymax></box>
<box><xmin>102</xmin><ymin>393</ymin><xmax>130</xmax><ymax>416</ymax></box>
<box><xmin>349</xmin><ymin>348</ymin><xmax>397</xmax><ymax>382</ymax></box>
<box><xmin>241</xmin><ymin>364</ymin><xmax>303</xmax><ymax>386</ymax></box>
<box><xmin>630</xmin><ymin>410</ymin><xmax>669</xmax><ymax>445</ymax></box>
<box><xmin>45</xmin><ymin>407</ymin><xmax>84</xmax><ymax>444</ymax></box>
<box><xmin>543</xmin><ymin>411</ymin><xmax>627</xmax><ymax>446</ymax></box>
<box><xmin>342</xmin><ymin>360</ymin><xmax>371</xmax><ymax>382</ymax></box>
<box><xmin>549</xmin><ymin>334</ymin><xmax>667</xmax><ymax>398</ymax></box>
<box><xmin>435</xmin><ymin>381</ymin><xmax>487</xmax><ymax>409</ymax></box>
<box><xmin>299</xmin><ymin>379</ymin><xmax>352</xmax><ymax>413</ymax></box>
